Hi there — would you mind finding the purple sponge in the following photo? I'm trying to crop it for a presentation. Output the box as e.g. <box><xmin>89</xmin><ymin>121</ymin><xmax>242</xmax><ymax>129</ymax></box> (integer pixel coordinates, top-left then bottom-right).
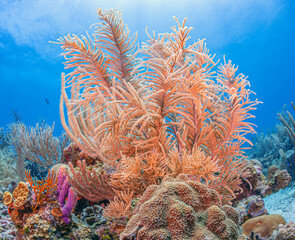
<box><xmin>57</xmin><ymin>166</ymin><xmax>78</xmax><ymax>223</ymax></box>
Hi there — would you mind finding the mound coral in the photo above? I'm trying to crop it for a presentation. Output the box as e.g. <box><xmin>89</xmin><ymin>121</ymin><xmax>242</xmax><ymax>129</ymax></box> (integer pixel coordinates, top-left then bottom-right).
<box><xmin>56</xmin><ymin>7</ymin><xmax>259</xmax><ymax>207</ymax></box>
<box><xmin>241</xmin><ymin>214</ymin><xmax>286</xmax><ymax>239</ymax></box>
<box><xmin>120</xmin><ymin>174</ymin><xmax>241</xmax><ymax>240</ymax></box>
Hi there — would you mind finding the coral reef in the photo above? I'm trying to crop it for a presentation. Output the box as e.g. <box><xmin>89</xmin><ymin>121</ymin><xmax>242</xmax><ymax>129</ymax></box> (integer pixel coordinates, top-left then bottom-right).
<box><xmin>80</xmin><ymin>205</ymin><xmax>106</xmax><ymax>227</ymax></box>
<box><xmin>269</xmin><ymin>221</ymin><xmax>295</xmax><ymax>240</ymax></box>
<box><xmin>121</xmin><ymin>174</ymin><xmax>241</xmax><ymax>240</ymax></box>
<box><xmin>267</xmin><ymin>166</ymin><xmax>292</xmax><ymax>193</ymax></box>
<box><xmin>25</xmin><ymin>170</ymin><xmax>57</xmax><ymax>212</ymax></box>
<box><xmin>3</xmin><ymin>181</ymin><xmax>30</xmax><ymax>209</ymax></box>
<box><xmin>0</xmin><ymin>7</ymin><xmax>272</xmax><ymax>240</ymax></box>
<box><xmin>56</xmin><ymin>7</ymin><xmax>260</xmax><ymax>212</ymax></box>
<box><xmin>250</xmin><ymin>102</ymin><xmax>295</xmax><ymax>177</ymax></box>
<box><xmin>20</xmin><ymin>204</ymin><xmax>94</xmax><ymax>240</ymax></box>
<box><xmin>0</xmin><ymin>202</ymin><xmax>17</xmax><ymax>240</ymax></box>
<box><xmin>0</xmin><ymin>147</ymin><xmax>19</xmax><ymax>187</ymax></box>
<box><xmin>241</xmin><ymin>214</ymin><xmax>286</xmax><ymax>239</ymax></box>
<box><xmin>57</xmin><ymin>165</ymin><xmax>78</xmax><ymax>223</ymax></box>
<box><xmin>1</xmin><ymin>167</ymin><xmax>81</xmax><ymax>238</ymax></box>
<box><xmin>235</xmin><ymin>195</ymin><xmax>267</xmax><ymax>224</ymax></box>
<box><xmin>236</xmin><ymin>160</ymin><xmax>291</xmax><ymax>199</ymax></box>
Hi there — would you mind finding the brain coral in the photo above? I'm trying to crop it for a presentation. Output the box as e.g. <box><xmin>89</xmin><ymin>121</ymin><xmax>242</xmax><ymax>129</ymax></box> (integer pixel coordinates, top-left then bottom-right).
<box><xmin>120</xmin><ymin>174</ymin><xmax>241</xmax><ymax>240</ymax></box>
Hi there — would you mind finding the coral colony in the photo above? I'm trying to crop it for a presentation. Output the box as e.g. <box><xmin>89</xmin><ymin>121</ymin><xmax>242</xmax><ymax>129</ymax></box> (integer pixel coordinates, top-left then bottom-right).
<box><xmin>0</xmin><ymin>8</ymin><xmax>295</xmax><ymax>240</ymax></box>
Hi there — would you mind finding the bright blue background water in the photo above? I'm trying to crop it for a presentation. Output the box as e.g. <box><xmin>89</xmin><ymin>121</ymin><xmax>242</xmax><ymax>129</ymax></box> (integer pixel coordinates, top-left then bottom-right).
<box><xmin>0</xmin><ymin>0</ymin><xmax>294</xmax><ymax>136</ymax></box>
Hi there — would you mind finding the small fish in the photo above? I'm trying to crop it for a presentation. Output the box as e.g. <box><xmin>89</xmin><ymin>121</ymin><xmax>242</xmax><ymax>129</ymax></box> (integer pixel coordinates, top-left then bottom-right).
<box><xmin>44</xmin><ymin>98</ymin><xmax>50</xmax><ymax>104</ymax></box>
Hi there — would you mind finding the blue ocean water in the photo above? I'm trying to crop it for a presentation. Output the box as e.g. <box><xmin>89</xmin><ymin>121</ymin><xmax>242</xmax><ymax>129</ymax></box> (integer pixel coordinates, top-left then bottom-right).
<box><xmin>0</xmin><ymin>0</ymin><xmax>294</xmax><ymax>136</ymax></box>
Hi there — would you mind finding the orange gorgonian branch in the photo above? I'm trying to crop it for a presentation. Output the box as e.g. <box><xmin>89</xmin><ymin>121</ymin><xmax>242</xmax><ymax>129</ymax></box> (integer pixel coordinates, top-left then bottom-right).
<box><xmin>25</xmin><ymin>170</ymin><xmax>58</xmax><ymax>212</ymax></box>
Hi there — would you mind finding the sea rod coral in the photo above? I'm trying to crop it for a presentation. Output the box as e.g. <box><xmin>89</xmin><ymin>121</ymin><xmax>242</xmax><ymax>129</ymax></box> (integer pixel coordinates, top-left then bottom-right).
<box><xmin>56</xmin><ymin>8</ymin><xmax>260</xmax><ymax>206</ymax></box>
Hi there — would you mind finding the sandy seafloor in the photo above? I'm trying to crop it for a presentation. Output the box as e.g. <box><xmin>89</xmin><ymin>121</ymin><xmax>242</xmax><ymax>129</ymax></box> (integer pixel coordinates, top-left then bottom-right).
<box><xmin>264</xmin><ymin>182</ymin><xmax>295</xmax><ymax>223</ymax></box>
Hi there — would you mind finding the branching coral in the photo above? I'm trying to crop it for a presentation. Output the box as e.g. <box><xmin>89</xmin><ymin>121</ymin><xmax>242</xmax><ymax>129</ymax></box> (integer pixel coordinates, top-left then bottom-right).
<box><xmin>0</xmin><ymin>127</ymin><xmax>9</xmax><ymax>149</ymax></box>
<box><xmin>0</xmin><ymin>147</ymin><xmax>19</xmax><ymax>187</ymax></box>
<box><xmin>103</xmin><ymin>189</ymin><xmax>135</xmax><ymax>219</ymax></box>
<box><xmin>8</xmin><ymin>122</ymin><xmax>26</xmax><ymax>181</ymax></box>
<box><xmin>278</xmin><ymin>102</ymin><xmax>295</xmax><ymax>147</ymax></box>
<box><xmin>20</xmin><ymin>122</ymin><xmax>70</xmax><ymax>168</ymax></box>
<box><xmin>250</xmin><ymin>101</ymin><xmax>295</xmax><ymax>177</ymax></box>
<box><xmin>56</xmin><ymin>8</ymin><xmax>259</xmax><ymax>204</ymax></box>
<box><xmin>25</xmin><ymin>170</ymin><xmax>57</xmax><ymax>212</ymax></box>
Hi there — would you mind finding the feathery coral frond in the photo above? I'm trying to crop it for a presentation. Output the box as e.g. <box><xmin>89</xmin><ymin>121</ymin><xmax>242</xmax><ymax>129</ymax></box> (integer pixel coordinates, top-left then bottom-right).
<box><xmin>67</xmin><ymin>160</ymin><xmax>115</xmax><ymax>202</ymax></box>
<box><xmin>103</xmin><ymin>190</ymin><xmax>135</xmax><ymax>219</ymax></box>
<box><xmin>110</xmin><ymin>152</ymin><xmax>167</xmax><ymax>195</ymax></box>
<box><xmin>57</xmin><ymin>9</ymin><xmax>260</xmax><ymax>206</ymax></box>
<box><xmin>95</xmin><ymin>8</ymin><xmax>137</xmax><ymax>82</ymax></box>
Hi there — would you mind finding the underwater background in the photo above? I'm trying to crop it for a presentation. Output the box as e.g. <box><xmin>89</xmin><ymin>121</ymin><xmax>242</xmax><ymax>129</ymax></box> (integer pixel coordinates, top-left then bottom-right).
<box><xmin>0</xmin><ymin>0</ymin><xmax>294</xmax><ymax>135</ymax></box>
<box><xmin>1</xmin><ymin>1</ymin><xmax>295</xmax><ymax>240</ymax></box>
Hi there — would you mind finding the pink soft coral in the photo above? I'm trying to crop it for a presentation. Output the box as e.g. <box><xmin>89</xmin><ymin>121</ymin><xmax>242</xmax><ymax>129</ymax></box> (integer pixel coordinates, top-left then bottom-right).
<box><xmin>56</xmin><ymin>8</ymin><xmax>260</xmax><ymax>205</ymax></box>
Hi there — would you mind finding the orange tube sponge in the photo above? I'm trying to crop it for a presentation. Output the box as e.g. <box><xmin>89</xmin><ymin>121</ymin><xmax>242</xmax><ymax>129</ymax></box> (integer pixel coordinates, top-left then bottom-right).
<box><xmin>121</xmin><ymin>174</ymin><xmax>241</xmax><ymax>240</ymax></box>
